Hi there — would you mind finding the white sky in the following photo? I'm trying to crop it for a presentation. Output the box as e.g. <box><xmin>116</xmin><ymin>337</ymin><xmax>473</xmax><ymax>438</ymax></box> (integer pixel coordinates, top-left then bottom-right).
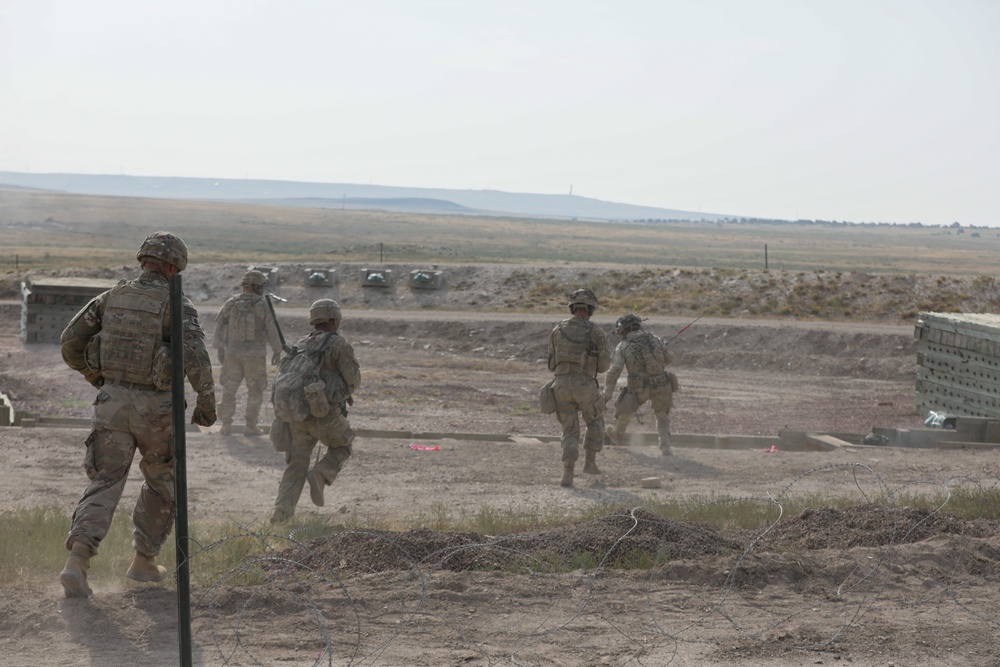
<box><xmin>1</xmin><ymin>0</ymin><xmax>998</xmax><ymax>225</ymax></box>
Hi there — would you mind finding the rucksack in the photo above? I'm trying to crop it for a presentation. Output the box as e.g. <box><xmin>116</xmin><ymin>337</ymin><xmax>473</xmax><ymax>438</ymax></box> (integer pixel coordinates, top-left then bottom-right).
<box><xmin>271</xmin><ymin>333</ymin><xmax>335</xmax><ymax>422</ymax></box>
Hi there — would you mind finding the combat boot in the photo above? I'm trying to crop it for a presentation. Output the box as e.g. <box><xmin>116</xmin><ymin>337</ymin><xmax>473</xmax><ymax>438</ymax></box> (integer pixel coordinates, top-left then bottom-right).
<box><xmin>306</xmin><ymin>469</ymin><xmax>329</xmax><ymax>507</ymax></box>
<box><xmin>219</xmin><ymin>422</ymin><xmax>233</xmax><ymax>435</ymax></box>
<box><xmin>60</xmin><ymin>541</ymin><xmax>94</xmax><ymax>598</ymax></box>
<box><xmin>126</xmin><ymin>553</ymin><xmax>168</xmax><ymax>583</ymax></box>
<box><xmin>243</xmin><ymin>424</ymin><xmax>263</xmax><ymax>437</ymax></box>
<box><xmin>583</xmin><ymin>449</ymin><xmax>602</xmax><ymax>475</ymax></box>
<box><xmin>560</xmin><ymin>461</ymin><xmax>574</xmax><ymax>488</ymax></box>
<box><xmin>270</xmin><ymin>506</ymin><xmax>294</xmax><ymax>524</ymax></box>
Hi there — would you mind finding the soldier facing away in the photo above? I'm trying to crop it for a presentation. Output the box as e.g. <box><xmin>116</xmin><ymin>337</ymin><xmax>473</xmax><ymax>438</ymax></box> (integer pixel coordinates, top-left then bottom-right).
<box><xmin>604</xmin><ymin>313</ymin><xmax>678</xmax><ymax>455</ymax></box>
<box><xmin>269</xmin><ymin>299</ymin><xmax>360</xmax><ymax>524</ymax></box>
<box><xmin>58</xmin><ymin>231</ymin><xmax>217</xmax><ymax>598</ymax></box>
<box><xmin>213</xmin><ymin>269</ymin><xmax>283</xmax><ymax>436</ymax></box>
<box><xmin>547</xmin><ymin>288</ymin><xmax>611</xmax><ymax>487</ymax></box>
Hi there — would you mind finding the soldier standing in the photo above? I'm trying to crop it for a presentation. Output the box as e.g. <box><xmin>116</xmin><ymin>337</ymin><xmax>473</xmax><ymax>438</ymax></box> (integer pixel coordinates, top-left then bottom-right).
<box><xmin>603</xmin><ymin>313</ymin><xmax>678</xmax><ymax>455</ymax></box>
<box><xmin>58</xmin><ymin>231</ymin><xmax>217</xmax><ymax>598</ymax></box>
<box><xmin>213</xmin><ymin>269</ymin><xmax>283</xmax><ymax>436</ymax></box>
<box><xmin>270</xmin><ymin>299</ymin><xmax>360</xmax><ymax>524</ymax></box>
<box><xmin>547</xmin><ymin>288</ymin><xmax>611</xmax><ymax>487</ymax></box>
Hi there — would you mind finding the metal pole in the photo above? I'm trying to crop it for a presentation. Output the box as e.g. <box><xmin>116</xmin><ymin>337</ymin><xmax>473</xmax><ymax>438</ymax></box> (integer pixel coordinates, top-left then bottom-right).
<box><xmin>380</xmin><ymin>242</ymin><xmax>383</xmax><ymax>263</ymax></box>
<box><xmin>170</xmin><ymin>274</ymin><xmax>193</xmax><ymax>667</ymax></box>
<box><xmin>764</xmin><ymin>244</ymin><xmax>768</xmax><ymax>269</ymax></box>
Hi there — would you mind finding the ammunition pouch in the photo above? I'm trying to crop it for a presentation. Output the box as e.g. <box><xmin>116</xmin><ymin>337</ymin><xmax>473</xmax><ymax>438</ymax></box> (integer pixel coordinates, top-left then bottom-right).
<box><xmin>270</xmin><ymin>417</ymin><xmax>292</xmax><ymax>452</ymax></box>
<box><xmin>150</xmin><ymin>344</ymin><xmax>173</xmax><ymax>391</ymax></box>
<box><xmin>538</xmin><ymin>379</ymin><xmax>557</xmax><ymax>414</ymax></box>
<box><xmin>84</xmin><ymin>333</ymin><xmax>101</xmax><ymax>377</ymax></box>
<box><xmin>615</xmin><ymin>388</ymin><xmax>640</xmax><ymax>414</ymax></box>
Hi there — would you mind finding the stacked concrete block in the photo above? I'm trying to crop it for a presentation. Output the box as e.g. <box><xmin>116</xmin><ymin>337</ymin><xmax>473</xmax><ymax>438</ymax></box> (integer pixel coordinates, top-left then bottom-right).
<box><xmin>915</xmin><ymin>312</ymin><xmax>1000</xmax><ymax>419</ymax></box>
<box><xmin>20</xmin><ymin>277</ymin><xmax>118</xmax><ymax>344</ymax></box>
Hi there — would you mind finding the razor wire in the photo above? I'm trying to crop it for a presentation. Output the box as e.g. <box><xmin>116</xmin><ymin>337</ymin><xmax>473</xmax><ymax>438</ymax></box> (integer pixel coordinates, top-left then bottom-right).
<box><xmin>180</xmin><ymin>467</ymin><xmax>1000</xmax><ymax>666</ymax></box>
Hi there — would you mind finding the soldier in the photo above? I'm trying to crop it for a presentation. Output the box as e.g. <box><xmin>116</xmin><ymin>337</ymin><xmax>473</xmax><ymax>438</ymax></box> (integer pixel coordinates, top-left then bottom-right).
<box><xmin>213</xmin><ymin>269</ymin><xmax>283</xmax><ymax>436</ymax></box>
<box><xmin>270</xmin><ymin>299</ymin><xmax>360</xmax><ymax>524</ymax></box>
<box><xmin>58</xmin><ymin>231</ymin><xmax>217</xmax><ymax>598</ymax></box>
<box><xmin>603</xmin><ymin>313</ymin><xmax>678</xmax><ymax>455</ymax></box>
<box><xmin>547</xmin><ymin>288</ymin><xmax>611</xmax><ymax>487</ymax></box>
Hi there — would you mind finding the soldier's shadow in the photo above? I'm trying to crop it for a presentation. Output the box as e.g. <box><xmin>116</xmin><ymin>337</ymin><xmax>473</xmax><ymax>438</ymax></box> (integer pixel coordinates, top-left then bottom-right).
<box><xmin>626</xmin><ymin>447</ymin><xmax>723</xmax><ymax>477</ymax></box>
<box><xmin>207</xmin><ymin>431</ymin><xmax>285</xmax><ymax>469</ymax></box>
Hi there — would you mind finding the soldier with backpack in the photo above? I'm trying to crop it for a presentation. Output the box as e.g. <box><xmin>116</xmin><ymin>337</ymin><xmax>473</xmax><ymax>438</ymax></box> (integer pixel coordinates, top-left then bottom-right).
<box><xmin>603</xmin><ymin>313</ymin><xmax>678</xmax><ymax>455</ymax></box>
<box><xmin>268</xmin><ymin>299</ymin><xmax>360</xmax><ymax>524</ymax></box>
<box><xmin>213</xmin><ymin>269</ymin><xmax>283</xmax><ymax>436</ymax></box>
<box><xmin>547</xmin><ymin>288</ymin><xmax>611</xmax><ymax>487</ymax></box>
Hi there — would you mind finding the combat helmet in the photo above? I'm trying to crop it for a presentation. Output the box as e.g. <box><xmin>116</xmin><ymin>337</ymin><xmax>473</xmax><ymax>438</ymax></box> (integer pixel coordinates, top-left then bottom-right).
<box><xmin>241</xmin><ymin>269</ymin><xmax>267</xmax><ymax>287</ymax></box>
<box><xmin>136</xmin><ymin>231</ymin><xmax>188</xmax><ymax>272</ymax></box>
<box><xmin>568</xmin><ymin>288</ymin><xmax>598</xmax><ymax>315</ymax></box>
<box><xmin>309</xmin><ymin>298</ymin><xmax>342</xmax><ymax>325</ymax></box>
<box><xmin>615</xmin><ymin>313</ymin><xmax>643</xmax><ymax>335</ymax></box>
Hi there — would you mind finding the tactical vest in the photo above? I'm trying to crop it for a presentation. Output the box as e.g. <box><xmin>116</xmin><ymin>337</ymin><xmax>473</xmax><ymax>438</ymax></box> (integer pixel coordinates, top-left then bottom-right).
<box><xmin>552</xmin><ymin>318</ymin><xmax>596</xmax><ymax>366</ymax></box>
<box><xmin>624</xmin><ymin>331</ymin><xmax>669</xmax><ymax>390</ymax></box>
<box><xmin>99</xmin><ymin>280</ymin><xmax>169</xmax><ymax>384</ymax></box>
<box><xmin>224</xmin><ymin>295</ymin><xmax>264</xmax><ymax>343</ymax></box>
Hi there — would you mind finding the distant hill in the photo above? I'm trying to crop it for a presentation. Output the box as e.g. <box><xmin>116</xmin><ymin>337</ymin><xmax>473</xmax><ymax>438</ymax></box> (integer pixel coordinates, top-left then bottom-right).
<box><xmin>0</xmin><ymin>171</ymin><xmax>731</xmax><ymax>222</ymax></box>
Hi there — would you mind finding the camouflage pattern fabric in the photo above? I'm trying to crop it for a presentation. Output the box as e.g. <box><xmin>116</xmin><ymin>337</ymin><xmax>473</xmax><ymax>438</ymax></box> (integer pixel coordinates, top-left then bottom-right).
<box><xmin>61</xmin><ymin>270</ymin><xmax>215</xmax><ymax>395</ymax></box>
<box><xmin>605</xmin><ymin>329</ymin><xmax>676</xmax><ymax>452</ymax></box>
<box><xmin>547</xmin><ymin>316</ymin><xmax>610</xmax><ymax>462</ymax></box>
<box><xmin>218</xmin><ymin>354</ymin><xmax>269</xmax><ymax>427</ymax></box>
<box><xmin>213</xmin><ymin>293</ymin><xmax>281</xmax><ymax>356</ymax></box>
<box><xmin>59</xmin><ymin>269</ymin><xmax>216</xmax><ymax>556</ymax></box>
<box><xmin>68</xmin><ymin>385</ymin><xmax>175</xmax><ymax>556</ymax></box>
<box><xmin>271</xmin><ymin>329</ymin><xmax>360</xmax><ymax>518</ymax></box>
<box><xmin>214</xmin><ymin>293</ymin><xmax>282</xmax><ymax>427</ymax></box>
<box><xmin>273</xmin><ymin>415</ymin><xmax>355</xmax><ymax>518</ymax></box>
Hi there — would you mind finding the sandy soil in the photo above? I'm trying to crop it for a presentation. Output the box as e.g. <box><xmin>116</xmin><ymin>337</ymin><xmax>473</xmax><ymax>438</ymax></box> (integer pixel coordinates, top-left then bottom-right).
<box><xmin>2</xmin><ymin>270</ymin><xmax>1000</xmax><ymax>666</ymax></box>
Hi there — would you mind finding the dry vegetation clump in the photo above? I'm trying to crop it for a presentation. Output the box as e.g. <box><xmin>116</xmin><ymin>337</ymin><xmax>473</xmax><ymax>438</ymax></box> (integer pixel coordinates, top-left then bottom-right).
<box><xmin>267</xmin><ymin>508</ymin><xmax>743</xmax><ymax>575</ymax></box>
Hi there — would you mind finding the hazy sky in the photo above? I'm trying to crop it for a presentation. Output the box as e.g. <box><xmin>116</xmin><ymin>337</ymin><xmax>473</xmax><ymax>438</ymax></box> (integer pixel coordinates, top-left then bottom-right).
<box><xmin>2</xmin><ymin>0</ymin><xmax>998</xmax><ymax>225</ymax></box>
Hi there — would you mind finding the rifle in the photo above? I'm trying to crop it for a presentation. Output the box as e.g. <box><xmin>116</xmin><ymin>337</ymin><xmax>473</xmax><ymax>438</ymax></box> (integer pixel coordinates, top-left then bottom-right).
<box><xmin>264</xmin><ymin>293</ymin><xmax>296</xmax><ymax>356</ymax></box>
<box><xmin>664</xmin><ymin>316</ymin><xmax>702</xmax><ymax>347</ymax></box>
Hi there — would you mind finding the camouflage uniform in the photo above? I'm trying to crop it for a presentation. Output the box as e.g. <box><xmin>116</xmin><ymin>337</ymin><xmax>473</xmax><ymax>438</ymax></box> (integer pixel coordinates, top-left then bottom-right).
<box><xmin>60</xmin><ymin>267</ymin><xmax>215</xmax><ymax>560</ymax></box>
<box><xmin>213</xmin><ymin>287</ymin><xmax>282</xmax><ymax>432</ymax></box>
<box><xmin>604</xmin><ymin>317</ymin><xmax>677</xmax><ymax>454</ymax></box>
<box><xmin>547</xmin><ymin>289</ymin><xmax>610</xmax><ymax>484</ymax></box>
<box><xmin>272</xmin><ymin>325</ymin><xmax>361</xmax><ymax>522</ymax></box>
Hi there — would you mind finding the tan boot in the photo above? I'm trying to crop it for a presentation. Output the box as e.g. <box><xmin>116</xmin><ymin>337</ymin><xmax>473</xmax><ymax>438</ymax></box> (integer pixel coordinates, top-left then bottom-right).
<box><xmin>306</xmin><ymin>469</ymin><xmax>326</xmax><ymax>507</ymax></box>
<box><xmin>560</xmin><ymin>461</ymin><xmax>574</xmax><ymax>488</ymax></box>
<box><xmin>126</xmin><ymin>553</ymin><xmax>168</xmax><ymax>583</ymax></box>
<box><xmin>243</xmin><ymin>424</ymin><xmax>263</xmax><ymax>437</ymax></box>
<box><xmin>583</xmin><ymin>449</ymin><xmax>602</xmax><ymax>475</ymax></box>
<box><xmin>270</xmin><ymin>506</ymin><xmax>293</xmax><ymax>524</ymax></box>
<box><xmin>219</xmin><ymin>422</ymin><xmax>233</xmax><ymax>435</ymax></box>
<box><xmin>60</xmin><ymin>542</ymin><xmax>94</xmax><ymax>598</ymax></box>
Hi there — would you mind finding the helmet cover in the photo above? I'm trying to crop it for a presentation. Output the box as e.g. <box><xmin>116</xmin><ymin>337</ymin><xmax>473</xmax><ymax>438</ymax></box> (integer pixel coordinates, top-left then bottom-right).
<box><xmin>615</xmin><ymin>313</ymin><xmax>643</xmax><ymax>334</ymax></box>
<box><xmin>136</xmin><ymin>231</ymin><xmax>189</xmax><ymax>272</ymax></box>
<box><xmin>309</xmin><ymin>298</ymin><xmax>342</xmax><ymax>325</ymax></box>
<box><xmin>241</xmin><ymin>269</ymin><xmax>267</xmax><ymax>287</ymax></box>
<box><xmin>568</xmin><ymin>288</ymin><xmax>598</xmax><ymax>309</ymax></box>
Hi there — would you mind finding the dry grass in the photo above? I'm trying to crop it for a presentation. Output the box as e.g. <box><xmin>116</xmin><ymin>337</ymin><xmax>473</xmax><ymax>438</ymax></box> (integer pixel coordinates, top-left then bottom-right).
<box><xmin>3</xmin><ymin>188</ymin><xmax>1000</xmax><ymax>274</ymax></box>
<box><xmin>4</xmin><ymin>188</ymin><xmax>1000</xmax><ymax>322</ymax></box>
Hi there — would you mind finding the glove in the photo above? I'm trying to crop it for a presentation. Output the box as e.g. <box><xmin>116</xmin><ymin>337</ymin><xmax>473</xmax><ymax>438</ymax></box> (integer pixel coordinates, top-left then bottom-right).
<box><xmin>217</xmin><ymin>348</ymin><xmax>225</xmax><ymax>365</ymax></box>
<box><xmin>271</xmin><ymin>350</ymin><xmax>281</xmax><ymax>366</ymax></box>
<box><xmin>84</xmin><ymin>371</ymin><xmax>104</xmax><ymax>389</ymax></box>
<box><xmin>191</xmin><ymin>391</ymin><xmax>217</xmax><ymax>426</ymax></box>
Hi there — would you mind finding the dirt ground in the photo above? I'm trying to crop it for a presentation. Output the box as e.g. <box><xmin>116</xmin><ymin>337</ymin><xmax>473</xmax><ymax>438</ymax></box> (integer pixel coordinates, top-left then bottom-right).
<box><xmin>2</xmin><ymin>264</ymin><xmax>1000</xmax><ymax>666</ymax></box>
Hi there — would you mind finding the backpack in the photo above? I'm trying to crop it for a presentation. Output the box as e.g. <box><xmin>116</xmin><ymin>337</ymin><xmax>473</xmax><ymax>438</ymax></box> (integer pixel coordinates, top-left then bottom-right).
<box><xmin>271</xmin><ymin>333</ymin><xmax>334</xmax><ymax>422</ymax></box>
